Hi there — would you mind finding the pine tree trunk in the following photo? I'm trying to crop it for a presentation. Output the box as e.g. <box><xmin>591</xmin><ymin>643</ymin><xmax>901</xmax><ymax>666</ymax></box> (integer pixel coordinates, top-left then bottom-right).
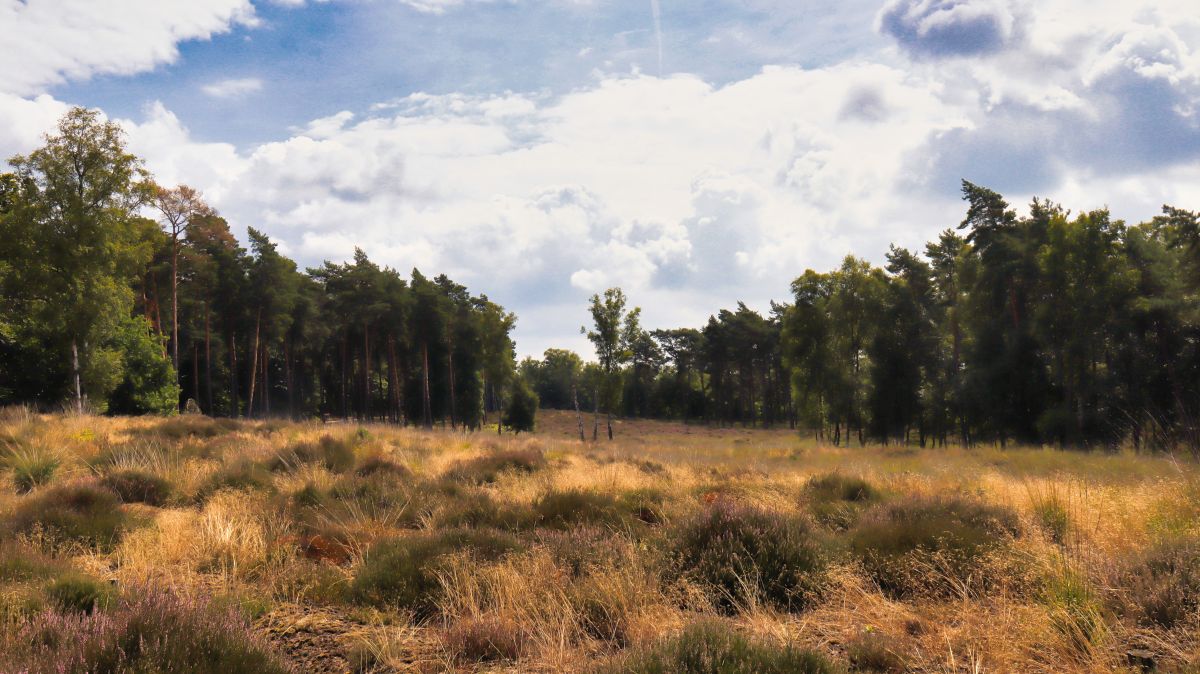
<box><xmin>448</xmin><ymin>344</ymin><xmax>457</xmax><ymax>430</ymax></box>
<box><xmin>262</xmin><ymin>342</ymin><xmax>271</xmax><ymax>417</ymax></box>
<box><xmin>573</xmin><ymin>384</ymin><xmax>585</xmax><ymax>442</ymax></box>
<box><xmin>171</xmin><ymin>237</ymin><xmax>179</xmax><ymax>378</ymax></box>
<box><xmin>192</xmin><ymin>342</ymin><xmax>200</xmax><ymax>406</ymax></box>
<box><xmin>363</xmin><ymin>326</ymin><xmax>370</xmax><ymax>422</ymax></box>
<box><xmin>607</xmin><ymin>410</ymin><xmax>613</xmax><ymax>440</ymax></box>
<box><xmin>204</xmin><ymin>306</ymin><xmax>212</xmax><ymax>415</ymax></box>
<box><xmin>247</xmin><ymin>310</ymin><xmax>261</xmax><ymax>418</ymax></box>
<box><xmin>422</xmin><ymin>341</ymin><xmax>432</xmax><ymax>429</ymax></box>
<box><xmin>285</xmin><ymin>340</ymin><xmax>294</xmax><ymax>420</ymax></box>
<box><xmin>228</xmin><ymin>331</ymin><xmax>239</xmax><ymax>417</ymax></box>
<box><xmin>71</xmin><ymin>339</ymin><xmax>83</xmax><ymax>414</ymax></box>
<box><xmin>592</xmin><ymin>388</ymin><xmax>599</xmax><ymax>441</ymax></box>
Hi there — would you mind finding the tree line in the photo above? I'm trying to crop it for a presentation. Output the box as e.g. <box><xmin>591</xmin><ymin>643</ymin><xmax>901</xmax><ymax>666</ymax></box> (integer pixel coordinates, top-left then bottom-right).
<box><xmin>529</xmin><ymin>183</ymin><xmax>1200</xmax><ymax>451</ymax></box>
<box><xmin>0</xmin><ymin>108</ymin><xmax>534</xmax><ymax>430</ymax></box>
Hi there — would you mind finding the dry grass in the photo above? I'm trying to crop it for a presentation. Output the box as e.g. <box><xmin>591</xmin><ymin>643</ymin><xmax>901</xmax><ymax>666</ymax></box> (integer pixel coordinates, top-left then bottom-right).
<box><xmin>0</xmin><ymin>407</ymin><xmax>1197</xmax><ymax>672</ymax></box>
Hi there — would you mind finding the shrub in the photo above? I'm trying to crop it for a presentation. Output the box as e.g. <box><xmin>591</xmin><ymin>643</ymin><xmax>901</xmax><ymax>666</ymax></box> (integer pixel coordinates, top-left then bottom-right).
<box><xmin>142</xmin><ymin>416</ymin><xmax>239</xmax><ymax>440</ymax></box>
<box><xmin>2</xmin><ymin>586</ymin><xmax>291</xmax><ymax>673</ymax></box>
<box><xmin>350</xmin><ymin>529</ymin><xmax>521</xmax><ymax>618</ymax></box>
<box><xmin>1113</xmin><ymin>536</ymin><xmax>1200</xmax><ymax>629</ymax></box>
<box><xmin>595</xmin><ymin>619</ymin><xmax>843</xmax><ymax>674</ymax></box>
<box><xmin>45</xmin><ymin>573</ymin><xmax>114</xmax><ymax>614</ymax></box>
<box><xmin>0</xmin><ymin>544</ymin><xmax>62</xmax><ymax>583</ymax></box>
<box><xmin>269</xmin><ymin>435</ymin><xmax>356</xmax><ymax>474</ymax></box>
<box><xmin>670</xmin><ymin>502</ymin><xmax>826</xmax><ymax>613</ymax></box>
<box><xmin>533</xmin><ymin>489</ymin><xmax>629</xmax><ymax>530</ymax></box>
<box><xmin>804</xmin><ymin>473</ymin><xmax>879</xmax><ymax>531</ymax></box>
<box><xmin>442</xmin><ymin>615</ymin><xmax>529</xmax><ymax>664</ymax></box>
<box><xmin>443</xmin><ymin>448</ymin><xmax>546</xmax><ymax>485</ymax></box>
<box><xmin>5</xmin><ymin>481</ymin><xmax>127</xmax><ymax>549</ymax></box>
<box><xmin>100</xmin><ymin>469</ymin><xmax>173</xmax><ymax>506</ymax></box>
<box><xmin>6</xmin><ymin>446</ymin><xmax>59</xmax><ymax>493</ymax></box>
<box><xmin>199</xmin><ymin>460</ymin><xmax>275</xmax><ymax>500</ymax></box>
<box><xmin>354</xmin><ymin>454</ymin><xmax>412</xmax><ymax>479</ymax></box>
<box><xmin>845</xmin><ymin>630</ymin><xmax>903</xmax><ymax>673</ymax></box>
<box><xmin>434</xmin><ymin>491</ymin><xmax>534</xmax><ymax>531</ymax></box>
<box><xmin>849</xmin><ymin>496</ymin><xmax>1020</xmax><ymax>598</ymax></box>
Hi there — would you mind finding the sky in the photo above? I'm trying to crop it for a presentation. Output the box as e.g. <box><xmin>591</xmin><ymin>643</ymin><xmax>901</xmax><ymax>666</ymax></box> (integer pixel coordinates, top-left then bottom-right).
<box><xmin>2</xmin><ymin>0</ymin><xmax>1200</xmax><ymax>358</ymax></box>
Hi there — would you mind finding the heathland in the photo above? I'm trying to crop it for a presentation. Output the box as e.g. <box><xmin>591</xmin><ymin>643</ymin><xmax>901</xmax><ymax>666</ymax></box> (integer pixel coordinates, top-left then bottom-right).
<box><xmin>1</xmin><ymin>409</ymin><xmax>1198</xmax><ymax>673</ymax></box>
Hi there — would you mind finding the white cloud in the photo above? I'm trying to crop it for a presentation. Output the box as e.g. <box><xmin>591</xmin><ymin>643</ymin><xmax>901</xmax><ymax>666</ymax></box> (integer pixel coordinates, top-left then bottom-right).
<box><xmin>200</xmin><ymin>77</ymin><xmax>263</xmax><ymax>99</ymax></box>
<box><xmin>0</xmin><ymin>0</ymin><xmax>256</xmax><ymax>96</ymax></box>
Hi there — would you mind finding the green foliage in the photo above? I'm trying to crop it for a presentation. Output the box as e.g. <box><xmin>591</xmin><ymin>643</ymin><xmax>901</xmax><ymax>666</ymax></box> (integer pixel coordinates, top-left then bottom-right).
<box><xmin>45</xmin><ymin>573</ymin><xmax>115</xmax><ymax>614</ymax></box>
<box><xmin>849</xmin><ymin>496</ymin><xmax>1020</xmax><ymax>597</ymax></box>
<box><xmin>5</xmin><ymin>481</ymin><xmax>128</xmax><ymax>549</ymax></box>
<box><xmin>503</xmin><ymin>380</ymin><xmax>538</xmax><ymax>434</ymax></box>
<box><xmin>595</xmin><ymin>620</ymin><xmax>843</xmax><ymax>674</ymax></box>
<box><xmin>350</xmin><ymin>529</ymin><xmax>521</xmax><ymax>618</ymax></box>
<box><xmin>100</xmin><ymin>469</ymin><xmax>173</xmax><ymax>506</ymax></box>
<box><xmin>106</xmin><ymin>315</ymin><xmax>180</xmax><ymax>415</ymax></box>
<box><xmin>670</xmin><ymin>502</ymin><xmax>826</xmax><ymax>613</ymax></box>
<box><xmin>2</xmin><ymin>586</ymin><xmax>291</xmax><ymax>674</ymax></box>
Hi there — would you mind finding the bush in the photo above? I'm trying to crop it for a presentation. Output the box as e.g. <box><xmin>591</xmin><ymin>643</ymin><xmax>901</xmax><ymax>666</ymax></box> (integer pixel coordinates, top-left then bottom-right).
<box><xmin>6</xmin><ymin>446</ymin><xmax>59</xmax><ymax>493</ymax></box>
<box><xmin>434</xmin><ymin>491</ymin><xmax>534</xmax><ymax>531</ymax></box>
<box><xmin>1113</xmin><ymin>536</ymin><xmax>1200</xmax><ymax>629</ymax></box>
<box><xmin>2</xmin><ymin>586</ymin><xmax>291</xmax><ymax>673</ymax></box>
<box><xmin>443</xmin><ymin>448</ymin><xmax>546</xmax><ymax>485</ymax></box>
<box><xmin>442</xmin><ymin>615</ymin><xmax>529</xmax><ymax>664</ymax></box>
<box><xmin>595</xmin><ymin>619</ymin><xmax>843</xmax><ymax>674</ymax></box>
<box><xmin>5</xmin><ymin>481</ymin><xmax>127</xmax><ymax>549</ymax></box>
<box><xmin>804</xmin><ymin>473</ymin><xmax>879</xmax><ymax>531</ymax></box>
<box><xmin>502</xmin><ymin>381</ymin><xmax>538</xmax><ymax>434</ymax></box>
<box><xmin>670</xmin><ymin>502</ymin><xmax>826</xmax><ymax>613</ymax></box>
<box><xmin>354</xmin><ymin>454</ymin><xmax>411</xmax><ymax>479</ymax></box>
<box><xmin>199</xmin><ymin>460</ymin><xmax>275</xmax><ymax>500</ymax></box>
<box><xmin>100</xmin><ymin>469</ymin><xmax>173</xmax><ymax>506</ymax></box>
<box><xmin>0</xmin><ymin>544</ymin><xmax>62</xmax><ymax>583</ymax></box>
<box><xmin>845</xmin><ymin>630</ymin><xmax>903</xmax><ymax>673</ymax></box>
<box><xmin>350</xmin><ymin>529</ymin><xmax>521</xmax><ymax>619</ymax></box>
<box><xmin>45</xmin><ymin>573</ymin><xmax>114</xmax><ymax>614</ymax></box>
<box><xmin>269</xmin><ymin>435</ymin><xmax>356</xmax><ymax>474</ymax></box>
<box><xmin>533</xmin><ymin>489</ymin><xmax>629</xmax><ymax>530</ymax></box>
<box><xmin>849</xmin><ymin>496</ymin><xmax>1020</xmax><ymax>598</ymax></box>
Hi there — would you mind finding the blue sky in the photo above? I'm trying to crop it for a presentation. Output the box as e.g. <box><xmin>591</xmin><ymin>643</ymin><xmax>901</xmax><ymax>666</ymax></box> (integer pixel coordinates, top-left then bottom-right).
<box><xmin>2</xmin><ymin>0</ymin><xmax>1200</xmax><ymax>358</ymax></box>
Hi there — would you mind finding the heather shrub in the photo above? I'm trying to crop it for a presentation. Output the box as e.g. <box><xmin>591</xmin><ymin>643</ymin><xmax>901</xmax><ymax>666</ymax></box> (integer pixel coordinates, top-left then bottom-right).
<box><xmin>45</xmin><ymin>573</ymin><xmax>114</xmax><ymax>614</ymax></box>
<box><xmin>670</xmin><ymin>502</ymin><xmax>826</xmax><ymax>613</ymax></box>
<box><xmin>2</xmin><ymin>587</ymin><xmax>291</xmax><ymax>673</ymax></box>
<box><xmin>199</xmin><ymin>460</ymin><xmax>275</xmax><ymax>499</ymax></box>
<box><xmin>594</xmin><ymin>619</ymin><xmax>843</xmax><ymax>674</ymax></box>
<box><xmin>845</xmin><ymin>630</ymin><xmax>903</xmax><ymax>673</ymax></box>
<box><xmin>804</xmin><ymin>473</ymin><xmax>880</xmax><ymax>531</ymax></box>
<box><xmin>101</xmin><ymin>469</ymin><xmax>173</xmax><ymax>506</ymax></box>
<box><xmin>442</xmin><ymin>615</ymin><xmax>529</xmax><ymax>664</ymax></box>
<box><xmin>434</xmin><ymin>491</ymin><xmax>535</xmax><ymax>531</ymax></box>
<box><xmin>443</xmin><ymin>448</ymin><xmax>546</xmax><ymax>485</ymax></box>
<box><xmin>533</xmin><ymin>488</ymin><xmax>630</xmax><ymax>529</ymax></box>
<box><xmin>269</xmin><ymin>435</ymin><xmax>356</xmax><ymax>474</ymax></box>
<box><xmin>142</xmin><ymin>416</ymin><xmax>239</xmax><ymax>440</ymax></box>
<box><xmin>1112</xmin><ymin>536</ymin><xmax>1200</xmax><ymax>629</ymax></box>
<box><xmin>350</xmin><ymin>529</ymin><xmax>521</xmax><ymax>618</ymax></box>
<box><xmin>849</xmin><ymin>496</ymin><xmax>1020</xmax><ymax>597</ymax></box>
<box><xmin>5</xmin><ymin>481</ymin><xmax>127</xmax><ymax>549</ymax></box>
<box><xmin>354</xmin><ymin>454</ymin><xmax>412</xmax><ymax>479</ymax></box>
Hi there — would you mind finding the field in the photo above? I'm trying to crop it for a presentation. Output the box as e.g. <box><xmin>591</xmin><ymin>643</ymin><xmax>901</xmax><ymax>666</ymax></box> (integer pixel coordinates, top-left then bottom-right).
<box><xmin>1</xmin><ymin>408</ymin><xmax>1199</xmax><ymax>673</ymax></box>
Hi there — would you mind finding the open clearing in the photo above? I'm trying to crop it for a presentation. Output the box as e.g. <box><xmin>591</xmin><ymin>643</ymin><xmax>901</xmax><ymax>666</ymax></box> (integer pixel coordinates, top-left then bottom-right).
<box><xmin>2</xmin><ymin>409</ymin><xmax>1198</xmax><ymax>673</ymax></box>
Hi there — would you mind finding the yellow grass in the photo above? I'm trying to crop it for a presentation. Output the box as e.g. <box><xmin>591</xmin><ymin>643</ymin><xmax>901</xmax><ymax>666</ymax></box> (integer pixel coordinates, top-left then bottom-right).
<box><xmin>1</xmin><ymin>408</ymin><xmax>1197</xmax><ymax>672</ymax></box>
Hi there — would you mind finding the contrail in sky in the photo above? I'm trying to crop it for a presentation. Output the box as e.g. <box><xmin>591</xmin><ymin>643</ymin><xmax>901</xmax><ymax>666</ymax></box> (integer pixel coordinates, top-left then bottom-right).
<box><xmin>650</xmin><ymin>0</ymin><xmax>663</xmax><ymax>76</ymax></box>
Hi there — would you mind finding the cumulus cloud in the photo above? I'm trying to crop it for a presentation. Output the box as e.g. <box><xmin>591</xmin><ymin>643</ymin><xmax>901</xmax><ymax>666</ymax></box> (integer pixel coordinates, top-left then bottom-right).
<box><xmin>201</xmin><ymin>77</ymin><xmax>263</xmax><ymax>99</ymax></box>
<box><xmin>876</xmin><ymin>0</ymin><xmax>1021</xmax><ymax>57</ymax></box>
